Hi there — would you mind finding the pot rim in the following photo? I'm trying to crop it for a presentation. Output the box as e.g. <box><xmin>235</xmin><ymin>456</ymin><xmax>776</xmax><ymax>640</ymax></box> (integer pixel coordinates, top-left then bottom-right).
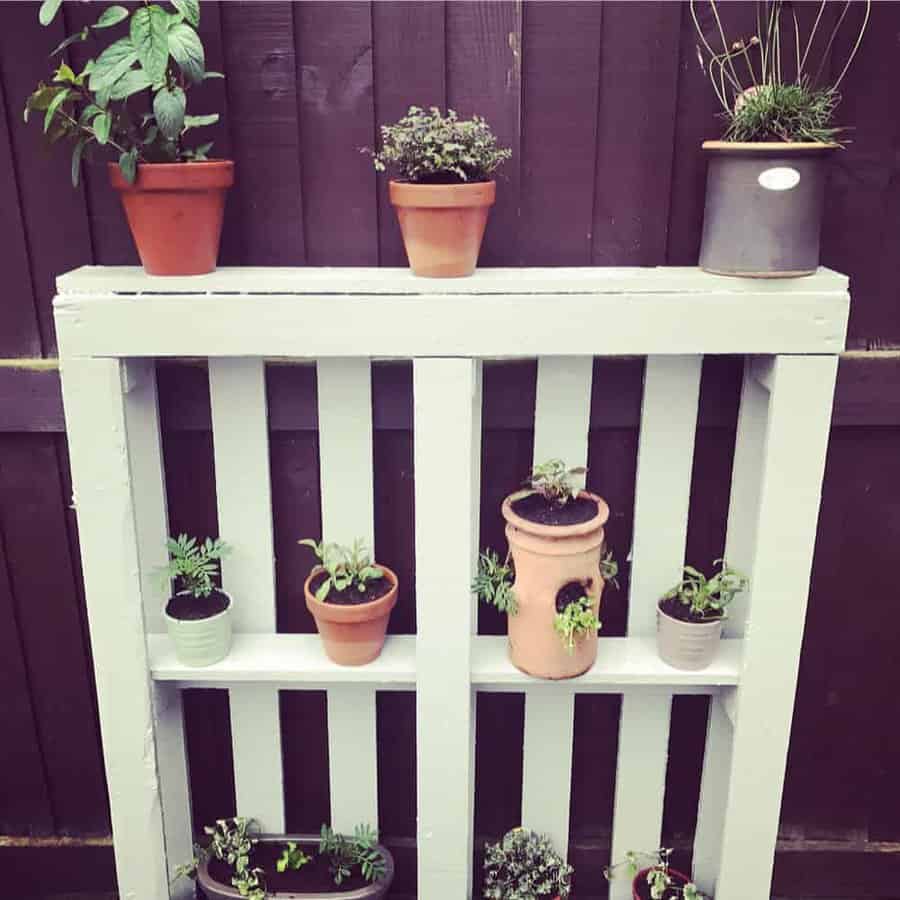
<box><xmin>108</xmin><ymin>158</ymin><xmax>235</xmax><ymax>191</ymax></box>
<box><xmin>164</xmin><ymin>589</ymin><xmax>232</xmax><ymax>625</ymax></box>
<box><xmin>701</xmin><ymin>139</ymin><xmax>838</xmax><ymax>153</ymax></box>
<box><xmin>656</xmin><ymin>601</ymin><xmax>724</xmax><ymax>629</ymax></box>
<box><xmin>388</xmin><ymin>178</ymin><xmax>496</xmax><ymax>209</ymax></box>
<box><xmin>502</xmin><ymin>489</ymin><xmax>610</xmax><ymax>539</ymax></box>
<box><xmin>631</xmin><ymin>866</ymin><xmax>693</xmax><ymax>899</ymax></box>
<box><xmin>304</xmin><ymin>564</ymin><xmax>398</xmax><ymax>624</ymax></box>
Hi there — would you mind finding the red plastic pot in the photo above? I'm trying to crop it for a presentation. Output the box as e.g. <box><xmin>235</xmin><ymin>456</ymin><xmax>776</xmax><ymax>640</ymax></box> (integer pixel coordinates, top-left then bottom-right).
<box><xmin>632</xmin><ymin>867</ymin><xmax>694</xmax><ymax>900</ymax></box>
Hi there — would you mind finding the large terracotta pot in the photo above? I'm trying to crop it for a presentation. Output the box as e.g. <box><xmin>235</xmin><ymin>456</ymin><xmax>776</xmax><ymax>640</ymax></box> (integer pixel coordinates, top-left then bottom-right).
<box><xmin>109</xmin><ymin>160</ymin><xmax>234</xmax><ymax>275</ymax></box>
<box><xmin>389</xmin><ymin>179</ymin><xmax>495</xmax><ymax>277</ymax></box>
<box><xmin>304</xmin><ymin>565</ymin><xmax>398</xmax><ymax>666</ymax></box>
<box><xmin>501</xmin><ymin>490</ymin><xmax>610</xmax><ymax>679</ymax></box>
<box><xmin>632</xmin><ymin>866</ymin><xmax>693</xmax><ymax>900</ymax></box>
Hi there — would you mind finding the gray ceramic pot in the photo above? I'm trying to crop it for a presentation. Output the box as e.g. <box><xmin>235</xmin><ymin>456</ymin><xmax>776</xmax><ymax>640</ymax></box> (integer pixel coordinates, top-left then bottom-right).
<box><xmin>699</xmin><ymin>141</ymin><xmax>835</xmax><ymax>277</ymax></box>
<box><xmin>164</xmin><ymin>590</ymin><xmax>233</xmax><ymax>667</ymax></box>
<box><xmin>196</xmin><ymin>834</ymin><xmax>394</xmax><ymax>900</ymax></box>
<box><xmin>656</xmin><ymin>604</ymin><xmax>723</xmax><ymax>671</ymax></box>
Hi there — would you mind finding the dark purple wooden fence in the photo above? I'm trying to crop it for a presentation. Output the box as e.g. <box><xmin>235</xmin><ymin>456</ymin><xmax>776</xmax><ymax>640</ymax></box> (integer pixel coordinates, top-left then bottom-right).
<box><xmin>1</xmin><ymin>2</ymin><xmax>899</xmax><ymax>897</ymax></box>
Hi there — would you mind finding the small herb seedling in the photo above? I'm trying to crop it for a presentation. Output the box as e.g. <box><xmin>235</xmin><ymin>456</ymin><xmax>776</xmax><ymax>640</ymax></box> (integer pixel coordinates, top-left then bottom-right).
<box><xmin>528</xmin><ymin>459</ymin><xmax>586</xmax><ymax>507</ymax></box>
<box><xmin>299</xmin><ymin>538</ymin><xmax>384</xmax><ymax>602</ymax></box>
<box><xmin>276</xmin><ymin>841</ymin><xmax>311</xmax><ymax>874</ymax></box>
<box><xmin>662</xmin><ymin>559</ymin><xmax>748</xmax><ymax>621</ymax></box>
<box><xmin>604</xmin><ymin>848</ymin><xmax>707</xmax><ymax>900</ymax></box>
<box><xmin>319</xmin><ymin>823</ymin><xmax>386</xmax><ymax>886</ymax></box>
<box><xmin>472</xmin><ymin>549</ymin><xmax>517</xmax><ymax>615</ymax></box>
<box><xmin>600</xmin><ymin>550</ymin><xmax>619</xmax><ymax>589</ymax></box>
<box><xmin>157</xmin><ymin>534</ymin><xmax>230</xmax><ymax>598</ymax></box>
<box><xmin>554</xmin><ymin>593</ymin><xmax>599</xmax><ymax>652</ymax></box>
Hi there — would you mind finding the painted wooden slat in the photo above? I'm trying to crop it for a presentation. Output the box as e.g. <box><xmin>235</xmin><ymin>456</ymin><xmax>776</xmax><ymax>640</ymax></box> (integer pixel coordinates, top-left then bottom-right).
<box><xmin>609</xmin><ymin>355</ymin><xmax>702</xmax><ymax>900</ymax></box>
<box><xmin>208</xmin><ymin>358</ymin><xmax>284</xmax><ymax>833</ymax></box>
<box><xmin>414</xmin><ymin>358</ymin><xmax>481</xmax><ymax>900</ymax></box>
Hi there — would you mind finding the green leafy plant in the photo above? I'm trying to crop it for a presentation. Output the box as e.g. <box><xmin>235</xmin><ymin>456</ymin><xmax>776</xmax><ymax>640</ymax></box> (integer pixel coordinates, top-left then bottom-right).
<box><xmin>600</xmin><ymin>550</ymin><xmax>619</xmax><ymax>589</ymax></box>
<box><xmin>157</xmin><ymin>534</ymin><xmax>229</xmax><ymax>598</ymax></box>
<box><xmin>174</xmin><ymin>818</ymin><xmax>265</xmax><ymax>900</ymax></box>
<box><xmin>318</xmin><ymin>823</ymin><xmax>386</xmax><ymax>886</ymax></box>
<box><xmin>554</xmin><ymin>593</ymin><xmax>598</xmax><ymax>653</ymax></box>
<box><xmin>662</xmin><ymin>559</ymin><xmax>748</xmax><ymax>621</ymax></box>
<box><xmin>691</xmin><ymin>0</ymin><xmax>870</xmax><ymax>144</ymax></box>
<box><xmin>368</xmin><ymin>105</ymin><xmax>511</xmax><ymax>184</ymax></box>
<box><xmin>276</xmin><ymin>841</ymin><xmax>311</xmax><ymax>874</ymax></box>
<box><xmin>527</xmin><ymin>459</ymin><xmax>586</xmax><ymax>506</ymax></box>
<box><xmin>299</xmin><ymin>538</ymin><xmax>384</xmax><ymax>602</ymax></box>
<box><xmin>482</xmin><ymin>827</ymin><xmax>573</xmax><ymax>900</ymax></box>
<box><xmin>473</xmin><ymin>549</ymin><xmax>517</xmax><ymax>615</ymax></box>
<box><xmin>26</xmin><ymin>0</ymin><xmax>224</xmax><ymax>186</ymax></box>
<box><xmin>604</xmin><ymin>848</ymin><xmax>707</xmax><ymax>900</ymax></box>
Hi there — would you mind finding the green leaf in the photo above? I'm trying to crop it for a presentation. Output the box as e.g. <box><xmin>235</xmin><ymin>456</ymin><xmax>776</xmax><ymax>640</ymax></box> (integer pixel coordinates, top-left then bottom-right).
<box><xmin>93</xmin><ymin>110</ymin><xmax>112</xmax><ymax>144</ymax></box>
<box><xmin>43</xmin><ymin>88</ymin><xmax>70</xmax><ymax>133</ymax></box>
<box><xmin>53</xmin><ymin>62</ymin><xmax>77</xmax><ymax>84</ymax></box>
<box><xmin>171</xmin><ymin>0</ymin><xmax>200</xmax><ymax>28</ymax></box>
<box><xmin>24</xmin><ymin>84</ymin><xmax>65</xmax><ymax>121</ymax></box>
<box><xmin>94</xmin><ymin>5</ymin><xmax>129</xmax><ymax>29</ymax></box>
<box><xmin>183</xmin><ymin>113</ymin><xmax>218</xmax><ymax>129</ymax></box>
<box><xmin>89</xmin><ymin>37</ymin><xmax>138</xmax><ymax>91</ymax></box>
<box><xmin>39</xmin><ymin>0</ymin><xmax>63</xmax><ymax>26</ymax></box>
<box><xmin>315</xmin><ymin>580</ymin><xmax>331</xmax><ymax>602</ymax></box>
<box><xmin>153</xmin><ymin>85</ymin><xmax>185</xmax><ymax>140</ymax></box>
<box><xmin>109</xmin><ymin>68</ymin><xmax>153</xmax><ymax>100</ymax></box>
<box><xmin>190</xmin><ymin>140</ymin><xmax>213</xmax><ymax>159</ymax></box>
<box><xmin>71</xmin><ymin>137</ymin><xmax>88</xmax><ymax>188</ymax></box>
<box><xmin>119</xmin><ymin>148</ymin><xmax>138</xmax><ymax>184</ymax></box>
<box><xmin>130</xmin><ymin>5</ymin><xmax>170</xmax><ymax>84</ymax></box>
<box><xmin>51</xmin><ymin>28</ymin><xmax>90</xmax><ymax>56</ymax></box>
<box><xmin>168</xmin><ymin>22</ymin><xmax>204</xmax><ymax>83</ymax></box>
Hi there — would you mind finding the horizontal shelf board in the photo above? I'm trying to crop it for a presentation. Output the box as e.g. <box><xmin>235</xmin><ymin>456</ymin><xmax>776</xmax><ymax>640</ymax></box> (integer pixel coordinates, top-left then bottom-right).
<box><xmin>148</xmin><ymin>633</ymin><xmax>416</xmax><ymax>688</ymax></box>
<box><xmin>470</xmin><ymin>636</ymin><xmax>743</xmax><ymax>692</ymax></box>
<box><xmin>54</xmin><ymin>267</ymin><xmax>848</xmax><ymax>358</ymax></box>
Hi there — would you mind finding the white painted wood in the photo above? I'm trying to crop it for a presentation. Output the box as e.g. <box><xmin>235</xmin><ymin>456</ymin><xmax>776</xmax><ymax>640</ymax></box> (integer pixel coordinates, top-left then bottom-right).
<box><xmin>610</xmin><ymin>356</ymin><xmax>702</xmax><ymax>900</ymax></box>
<box><xmin>713</xmin><ymin>355</ymin><xmax>839</xmax><ymax>900</ymax></box>
<box><xmin>532</xmin><ymin>355</ymin><xmax>594</xmax><ymax>469</ymax></box>
<box><xmin>208</xmin><ymin>358</ymin><xmax>284</xmax><ymax>832</ymax></box>
<box><xmin>414</xmin><ymin>359</ymin><xmax>480</xmax><ymax>900</ymax></box>
<box><xmin>55</xmin><ymin>356</ymin><xmax>171</xmax><ymax>900</ymax></box>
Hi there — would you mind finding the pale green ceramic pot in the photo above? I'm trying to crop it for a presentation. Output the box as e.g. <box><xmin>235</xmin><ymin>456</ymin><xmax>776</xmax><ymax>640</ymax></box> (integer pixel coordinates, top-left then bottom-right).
<box><xmin>656</xmin><ymin>603</ymin><xmax>722</xmax><ymax>671</ymax></box>
<box><xmin>164</xmin><ymin>590</ymin><xmax>233</xmax><ymax>667</ymax></box>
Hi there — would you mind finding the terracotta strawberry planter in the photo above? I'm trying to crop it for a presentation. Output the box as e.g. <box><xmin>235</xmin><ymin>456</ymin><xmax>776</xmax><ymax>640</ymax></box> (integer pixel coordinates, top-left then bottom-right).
<box><xmin>389</xmin><ymin>179</ymin><xmax>495</xmax><ymax>277</ymax></box>
<box><xmin>632</xmin><ymin>866</ymin><xmax>694</xmax><ymax>900</ymax></box>
<box><xmin>109</xmin><ymin>160</ymin><xmax>234</xmax><ymax>276</ymax></box>
<box><xmin>501</xmin><ymin>490</ymin><xmax>610</xmax><ymax>679</ymax></box>
<box><xmin>304</xmin><ymin>565</ymin><xmax>398</xmax><ymax>666</ymax></box>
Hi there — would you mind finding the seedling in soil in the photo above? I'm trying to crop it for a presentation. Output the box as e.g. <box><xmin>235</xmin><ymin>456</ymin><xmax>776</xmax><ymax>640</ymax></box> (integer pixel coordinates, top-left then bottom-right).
<box><xmin>661</xmin><ymin>559</ymin><xmax>747</xmax><ymax>622</ymax></box>
<box><xmin>299</xmin><ymin>537</ymin><xmax>384</xmax><ymax>602</ymax></box>
<box><xmin>276</xmin><ymin>841</ymin><xmax>311</xmax><ymax>874</ymax></box>
<box><xmin>157</xmin><ymin>534</ymin><xmax>230</xmax><ymax>599</ymax></box>
<box><xmin>527</xmin><ymin>458</ymin><xmax>586</xmax><ymax>506</ymax></box>
<box><xmin>604</xmin><ymin>848</ymin><xmax>707</xmax><ymax>900</ymax></box>
<box><xmin>319</xmin><ymin>823</ymin><xmax>386</xmax><ymax>886</ymax></box>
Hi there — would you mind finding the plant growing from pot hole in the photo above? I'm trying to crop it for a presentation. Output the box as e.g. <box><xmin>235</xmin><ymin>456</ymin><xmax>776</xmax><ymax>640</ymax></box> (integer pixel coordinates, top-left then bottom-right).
<box><xmin>299</xmin><ymin>538</ymin><xmax>385</xmax><ymax>603</ymax></box>
<box><xmin>553</xmin><ymin>551</ymin><xmax>619</xmax><ymax>653</ymax></box>
<box><xmin>605</xmin><ymin>848</ymin><xmax>707</xmax><ymax>900</ymax></box>
<box><xmin>157</xmin><ymin>534</ymin><xmax>230</xmax><ymax>616</ymax></box>
<box><xmin>25</xmin><ymin>0</ymin><xmax>224</xmax><ymax>186</ymax></box>
<box><xmin>659</xmin><ymin>558</ymin><xmax>747</xmax><ymax>624</ymax></box>
<box><xmin>483</xmin><ymin>827</ymin><xmax>573</xmax><ymax>900</ymax></box>
<box><xmin>473</xmin><ymin>548</ymin><xmax>518</xmax><ymax>615</ymax></box>
<box><xmin>319</xmin><ymin>823</ymin><xmax>386</xmax><ymax>886</ymax></box>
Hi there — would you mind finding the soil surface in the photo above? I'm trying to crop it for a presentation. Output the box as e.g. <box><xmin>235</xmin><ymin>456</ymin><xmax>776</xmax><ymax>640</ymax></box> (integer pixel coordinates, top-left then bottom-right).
<box><xmin>208</xmin><ymin>842</ymin><xmax>372</xmax><ymax>893</ymax></box>
<box><xmin>310</xmin><ymin>570</ymin><xmax>392</xmax><ymax>606</ymax></box>
<box><xmin>658</xmin><ymin>596</ymin><xmax>723</xmax><ymax>625</ymax></box>
<box><xmin>556</xmin><ymin>580</ymin><xmax>591</xmax><ymax>613</ymax></box>
<box><xmin>165</xmin><ymin>588</ymin><xmax>229</xmax><ymax>621</ymax></box>
<box><xmin>633</xmin><ymin>871</ymin><xmax>691</xmax><ymax>900</ymax></box>
<box><xmin>511</xmin><ymin>492</ymin><xmax>598</xmax><ymax>526</ymax></box>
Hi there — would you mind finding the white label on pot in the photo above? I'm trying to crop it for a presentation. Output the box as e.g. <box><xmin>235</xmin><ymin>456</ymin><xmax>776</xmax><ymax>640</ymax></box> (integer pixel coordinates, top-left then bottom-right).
<box><xmin>758</xmin><ymin>166</ymin><xmax>801</xmax><ymax>191</ymax></box>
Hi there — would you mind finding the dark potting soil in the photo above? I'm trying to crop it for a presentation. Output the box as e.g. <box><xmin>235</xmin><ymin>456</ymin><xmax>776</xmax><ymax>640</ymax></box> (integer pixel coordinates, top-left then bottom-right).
<box><xmin>310</xmin><ymin>570</ymin><xmax>392</xmax><ymax>606</ymax></box>
<box><xmin>511</xmin><ymin>492</ymin><xmax>598</xmax><ymax>527</ymax></box>
<box><xmin>658</xmin><ymin>595</ymin><xmax>723</xmax><ymax>625</ymax></box>
<box><xmin>633</xmin><ymin>871</ymin><xmax>690</xmax><ymax>900</ymax></box>
<box><xmin>165</xmin><ymin>588</ymin><xmax>229</xmax><ymax>621</ymax></box>
<box><xmin>555</xmin><ymin>580</ymin><xmax>592</xmax><ymax>613</ymax></box>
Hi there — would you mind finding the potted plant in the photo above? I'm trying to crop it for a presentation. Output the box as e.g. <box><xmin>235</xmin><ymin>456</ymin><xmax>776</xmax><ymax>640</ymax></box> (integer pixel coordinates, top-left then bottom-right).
<box><xmin>177</xmin><ymin>817</ymin><xmax>394</xmax><ymax>899</ymax></box>
<box><xmin>657</xmin><ymin>560</ymin><xmax>748</xmax><ymax>671</ymax></box>
<box><xmin>299</xmin><ymin>538</ymin><xmax>398</xmax><ymax>666</ymax></box>
<box><xmin>473</xmin><ymin>460</ymin><xmax>616</xmax><ymax>680</ymax></box>
<box><xmin>691</xmin><ymin>0</ymin><xmax>870</xmax><ymax>276</ymax></box>
<box><xmin>368</xmin><ymin>105</ymin><xmax>512</xmax><ymax>277</ymax></box>
<box><xmin>483</xmin><ymin>827</ymin><xmax>573</xmax><ymax>900</ymax></box>
<box><xmin>605</xmin><ymin>849</ymin><xmax>708</xmax><ymax>900</ymax></box>
<box><xmin>26</xmin><ymin>0</ymin><xmax>233</xmax><ymax>275</ymax></box>
<box><xmin>157</xmin><ymin>534</ymin><xmax>232</xmax><ymax>667</ymax></box>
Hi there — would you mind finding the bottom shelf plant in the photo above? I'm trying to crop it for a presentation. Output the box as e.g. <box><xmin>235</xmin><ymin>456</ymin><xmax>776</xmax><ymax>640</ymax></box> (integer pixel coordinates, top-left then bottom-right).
<box><xmin>482</xmin><ymin>827</ymin><xmax>573</xmax><ymax>899</ymax></box>
<box><xmin>605</xmin><ymin>848</ymin><xmax>709</xmax><ymax>900</ymax></box>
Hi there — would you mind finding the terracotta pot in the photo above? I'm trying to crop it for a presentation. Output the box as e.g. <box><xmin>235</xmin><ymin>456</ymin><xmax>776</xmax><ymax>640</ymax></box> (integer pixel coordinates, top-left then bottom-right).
<box><xmin>501</xmin><ymin>490</ymin><xmax>610</xmax><ymax>679</ymax></box>
<box><xmin>632</xmin><ymin>867</ymin><xmax>693</xmax><ymax>900</ymax></box>
<box><xmin>197</xmin><ymin>833</ymin><xmax>394</xmax><ymax>899</ymax></box>
<box><xmin>164</xmin><ymin>590</ymin><xmax>233</xmax><ymax>667</ymax></box>
<box><xmin>108</xmin><ymin>160</ymin><xmax>234</xmax><ymax>276</ymax></box>
<box><xmin>389</xmin><ymin>179</ymin><xmax>495</xmax><ymax>277</ymax></box>
<box><xmin>657</xmin><ymin>603</ymin><xmax>723</xmax><ymax>671</ymax></box>
<box><xmin>304</xmin><ymin>566</ymin><xmax>398</xmax><ymax>666</ymax></box>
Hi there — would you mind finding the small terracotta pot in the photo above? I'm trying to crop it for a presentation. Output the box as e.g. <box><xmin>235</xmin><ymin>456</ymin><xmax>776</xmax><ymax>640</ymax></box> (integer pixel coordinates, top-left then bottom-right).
<box><xmin>109</xmin><ymin>160</ymin><xmax>234</xmax><ymax>276</ymax></box>
<box><xmin>389</xmin><ymin>179</ymin><xmax>495</xmax><ymax>277</ymax></box>
<box><xmin>304</xmin><ymin>566</ymin><xmax>398</xmax><ymax>666</ymax></box>
<box><xmin>501</xmin><ymin>490</ymin><xmax>610</xmax><ymax>679</ymax></box>
<box><xmin>657</xmin><ymin>603</ymin><xmax>723</xmax><ymax>671</ymax></box>
<box><xmin>632</xmin><ymin>867</ymin><xmax>693</xmax><ymax>900</ymax></box>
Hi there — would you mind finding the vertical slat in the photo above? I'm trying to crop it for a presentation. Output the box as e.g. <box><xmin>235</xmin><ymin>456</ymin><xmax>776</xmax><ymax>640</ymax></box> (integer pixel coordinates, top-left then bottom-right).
<box><xmin>712</xmin><ymin>356</ymin><xmax>839</xmax><ymax>900</ymax></box>
<box><xmin>315</xmin><ymin>357</ymin><xmax>379</xmax><ymax>832</ymax></box>
<box><xmin>208</xmin><ymin>358</ymin><xmax>284</xmax><ymax>832</ymax></box>
<box><xmin>414</xmin><ymin>358</ymin><xmax>480</xmax><ymax>900</ymax></box>
<box><xmin>520</xmin><ymin>356</ymin><xmax>593</xmax><ymax>855</ymax></box>
<box><xmin>610</xmin><ymin>355</ymin><xmax>701</xmax><ymax>898</ymax></box>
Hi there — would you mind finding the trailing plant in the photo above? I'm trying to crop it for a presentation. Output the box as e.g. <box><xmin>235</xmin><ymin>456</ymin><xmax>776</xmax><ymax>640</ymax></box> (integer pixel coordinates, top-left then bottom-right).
<box><xmin>554</xmin><ymin>593</ymin><xmax>598</xmax><ymax>653</ymax></box>
<box><xmin>604</xmin><ymin>848</ymin><xmax>707</xmax><ymax>900</ymax></box>
<box><xmin>662</xmin><ymin>559</ymin><xmax>748</xmax><ymax>621</ymax></box>
<box><xmin>157</xmin><ymin>534</ymin><xmax>230</xmax><ymax>598</ymax></box>
<box><xmin>473</xmin><ymin>549</ymin><xmax>517</xmax><ymax>615</ymax></box>
<box><xmin>299</xmin><ymin>538</ymin><xmax>384</xmax><ymax>602</ymax></box>
<box><xmin>368</xmin><ymin>105</ymin><xmax>511</xmax><ymax>184</ymax></box>
<box><xmin>318</xmin><ymin>823</ymin><xmax>386</xmax><ymax>886</ymax></box>
<box><xmin>26</xmin><ymin>0</ymin><xmax>224</xmax><ymax>186</ymax></box>
<box><xmin>483</xmin><ymin>827</ymin><xmax>573</xmax><ymax>900</ymax></box>
<box><xmin>600</xmin><ymin>550</ymin><xmax>619</xmax><ymax>589</ymax></box>
<box><xmin>276</xmin><ymin>841</ymin><xmax>311</xmax><ymax>874</ymax></box>
<box><xmin>527</xmin><ymin>459</ymin><xmax>586</xmax><ymax>507</ymax></box>
<box><xmin>691</xmin><ymin>0</ymin><xmax>870</xmax><ymax>144</ymax></box>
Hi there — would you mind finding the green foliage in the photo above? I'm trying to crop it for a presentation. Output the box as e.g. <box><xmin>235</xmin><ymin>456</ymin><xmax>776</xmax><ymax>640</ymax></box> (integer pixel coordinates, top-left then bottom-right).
<box><xmin>604</xmin><ymin>849</ymin><xmax>707</xmax><ymax>900</ymax></box>
<box><xmin>483</xmin><ymin>828</ymin><xmax>573</xmax><ymax>900</ymax></box>
<box><xmin>473</xmin><ymin>549</ymin><xmax>517</xmax><ymax>616</ymax></box>
<box><xmin>554</xmin><ymin>593</ymin><xmax>599</xmax><ymax>653</ymax></box>
<box><xmin>662</xmin><ymin>559</ymin><xmax>748</xmax><ymax>621</ymax></box>
<box><xmin>276</xmin><ymin>841</ymin><xmax>311</xmax><ymax>874</ymax></box>
<box><xmin>528</xmin><ymin>459</ymin><xmax>585</xmax><ymax>507</ymax></box>
<box><xmin>369</xmin><ymin>105</ymin><xmax>511</xmax><ymax>184</ymax></box>
<box><xmin>299</xmin><ymin>538</ymin><xmax>384</xmax><ymax>603</ymax></box>
<box><xmin>599</xmin><ymin>550</ymin><xmax>619</xmax><ymax>590</ymax></box>
<box><xmin>26</xmin><ymin>1</ymin><xmax>223</xmax><ymax>186</ymax></box>
<box><xmin>157</xmin><ymin>534</ymin><xmax>230</xmax><ymax>599</ymax></box>
<box><xmin>318</xmin><ymin>823</ymin><xmax>386</xmax><ymax>886</ymax></box>
<box><xmin>726</xmin><ymin>82</ymin><xmax>840</xmax><ymax>143</ymax></box>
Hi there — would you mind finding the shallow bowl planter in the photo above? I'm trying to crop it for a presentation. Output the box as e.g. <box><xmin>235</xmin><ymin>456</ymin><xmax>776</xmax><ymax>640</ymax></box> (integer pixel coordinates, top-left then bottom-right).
<box><xmin>304</xmin><ymin>565</ymin><xmax>398</xmax><ymax>666</ymax></box>
<box><xmin>197</xmin><ymin>833</ymin><xmax>394</xmax><ymax>899</ymax></box>
<box><xmin>632</xmin><ymin>866</ymin><xmax>694</xmax><ymax>900</ymax></box>
<box><xmin>164</xmin><ymin>590</ymin><xmax>233</xmax><ymax>667</ymax></box>
<box><xmin>699</xmin><ymin>141</ymin><xmax>835</xmax><ymax>278</ymax></box>
<box><xmin>501</xmin><ymin>490</ymin><xmax>610</xmax><ymax>679</ymax></box>
<box><xmin>389</xmin><ymin>179</ymin><xmax>495</xmax><ymax>277</ymax></box>
<box><xmin>657</xmin><ymin>602</ymin><xmax>723</xmax><ymax>671</ymax></box>
<box><xmin>109</xmin><ymin>160</ymin><xmax>234</xmax><ymax>276</ymax></box>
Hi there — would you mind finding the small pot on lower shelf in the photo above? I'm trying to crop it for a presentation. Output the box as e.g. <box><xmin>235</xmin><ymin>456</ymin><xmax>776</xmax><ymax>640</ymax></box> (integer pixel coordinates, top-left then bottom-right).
<box><xmin>632</xmin><ymin>866</ymin><xmax>694</xmax><ymax>900</ymax></box>
<box><xmin>656</xmin><ymin>601</ymin><xmax>723</xmax><ymax>671</ymax></box>
<box><xmin>164</xmin><ymin>589</ymin><xmax>233</xmax><ymax>667</ymax></box>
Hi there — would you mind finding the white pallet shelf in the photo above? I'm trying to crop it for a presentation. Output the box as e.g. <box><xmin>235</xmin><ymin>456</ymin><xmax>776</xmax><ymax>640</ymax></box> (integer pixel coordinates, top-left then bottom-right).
<box><xmin>53</xmin><ymin>266</ymin><xmax>849</xmax><ymax>900</ymax></box>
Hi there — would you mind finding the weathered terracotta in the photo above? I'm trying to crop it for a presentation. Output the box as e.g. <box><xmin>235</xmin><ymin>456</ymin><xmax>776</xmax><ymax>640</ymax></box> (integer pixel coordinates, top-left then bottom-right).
<box><xmin>304</xmin><ymin>565</ymin><xmax>398</xmax><ymax>666</ymax></box>
<box><xmin>632</xmin><ymin>867</ymin><xmax>694</xmax><ymax>900</ymax></box>
<box><xmin>389</xmin><ymin>179</ymin><xmax>495</xmax><ymax>277</ymax></box>
<box><xmin>109</xmin><ymin>160</ymin><xmax>234</xmax><ymax>276</ymax></box>
<box><xmin>657</xmin><ymin>603</ymin><xmax>723</xmax><ymax>671</ymax></box>
<box><xmin>501</xmin><ymin>490</ymin><xmax>610</xmax><ymax>679</ymax></box>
